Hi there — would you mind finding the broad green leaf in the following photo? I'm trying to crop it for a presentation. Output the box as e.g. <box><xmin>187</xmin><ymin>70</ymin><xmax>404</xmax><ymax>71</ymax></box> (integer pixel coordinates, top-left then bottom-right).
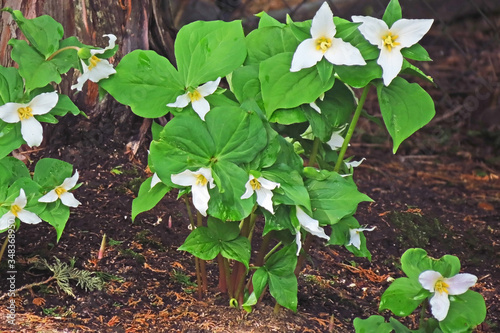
<box><xmin>178</xmin><ymin>227</ymin><xmax>221</xmax><ymax>260</ymax></box>
<box><xmin>246</xmin><ymin>26</ymin><xmax>299</xmax><ymax>64</ymax></box>
<box><xmin>7</xmin><ymin>177</ymin><xmax>44</xmax><ymax>214</ymax></box>
<box><xmin>242</xmin><ymin>267</ymin><xmax>269</xmax><ymax>308</ymax></box>
<box><xmin>39</xmin><ymin>203</ymin><xmax>70</xmax><ymax>242</ymax></box>
<box><xmin>9</xmin><ymin>10</ymin><xmax>64</xmax><ymax>58</ymax></box>
<box><xmin>262</xmin><ymin>164</ymin><xmax>311</xmax><ymax>211</ymax></box>
<box><xmin>439</xmin><ymin>290</ymin><xmax>486</xmax><ymax>333</ymax></box>
<box><xmin>376</xmin><ymin>77</ymin><xmax>435</xmax><ymax>153</ymax></box>
<box><xmin>328</xmin><ymin>216</ymin><xmax>372</xmax><ymax>259</ymax></box>
<box><xmin>401</xmin><ymin>44</ymin><xmax>432</xmax><ymax>62</ymax></box>
<box><xmin>354</xmin><ymin>315</ymin><xmax>394</xmax><ymax>333</ymax></box>
<box><xmin>0</xmin><ymin>125</ymin><xmax>24</xmax><ymax>162</ymax></box>
<box><xmin>388</xmin><ymin>317</ymin><xmax>413</xmax><ymax>333</ymax></box>
<box><xmin>269</xmin><ymin>107</ymin><xmax>307</xmax><ymax>125</ymax></box>
<box><xmin>50</xmin><ymin>94</ymin><xmax>83</xmax><ymax>117</ymax></box>
<box><xmin>220</xmin><ymin>236</ymin><xmax>251</xmax><ymax>269</ymax></box>
<box><xmin>383</xmin><ymin>0</ymin><xmax>403</xmax><ymax>27</ymax></box>
<box><xmin>316</xmin><ymin>58</ymin><xmax>334</xmax><ymax>84</ymax></box>
<box><xmin>379</xmin><ymin>277</ymin><xmax>427</xmax><ymax>316</ymax></box>
<box><xmin>333</xmin><ymin>60</ymin><xmax>382</xmax><ymax>88</ymax></box>
<box><xmin>400</xmin><ymin>248</ymin><xmax>461</xmax><ymax>280</ymax></box>
<box><xmin>333</xmin><ymin>17</ymin><xmax>379</xmax><ymax>61</ymax></box>
<box><xmin>256</xmin><ymin>12</ymin><xmax>284</xmax><ymax>28</ymax></box>
<box><xmin>401</xmin><ymin>60</ymin><xmax>434</xmax><ymax>84</ymax></box>
<box><xmin>262</xmin><ymin>205</ymin><xmax>294</xmax><ymax>235</ymax></box>
<box><xmin>306</xmin><ymin>171</ymin><xmax>372</xmax><ymax>225</ymax></box>
<box><xmin>230</xmin><ymin>64</ymin><xmax>261</xmax><ymax>103</ymax></box>
<box><xmin>33</xmin><ymin>158</ymin><xmax>73</xmax><ymax>190</ymax></box>
<box><xmin>100</xmin><ymin>50</ymin><xmax>184</xmax><ymax>118</ymax></box>
<box><xmin>265</xmin><ymin>244</ymin><xmax>298</xmax><ymax>311</ymax></box>
<box><xmin>0</xmin><ymin>66</ymin><xmax>23</xmax><ymax>104</ymax></box>
<box><xmin>175</xmin><ymin>20</ymin><xmax>246</xmax><ymax>87</ymax></box>
<box><xmin>260</xmin><ymin>52</ymin><xmax>335</xmax><ymax>115</ymax></box>
<box><xmin>131</xmin><ymin>176</ymin><xmax>171</xmax><ymax>221</ymax></box>
<box><xmin>0</xmin><ymin>156</ymin><xmax>30</xmax><ymax>182</ymax></box>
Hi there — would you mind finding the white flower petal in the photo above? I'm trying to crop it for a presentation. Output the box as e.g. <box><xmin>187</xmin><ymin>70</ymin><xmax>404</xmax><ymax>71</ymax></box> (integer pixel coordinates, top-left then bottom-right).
<box><xmin>90</xmin><ymin>34</ymin><xmax>117</xmax><ymax>55</ymax></box>
<box><xmin>310</xmin><ymin>2</ymin><xmax>336</xmax><ymax>39</ymax></box>
<box><xmin>295</xmin><ymin>229</ymin><xmax>302</xmax><ymax>256</ymax></box>
<box><xmin>171</xmin><ymin>169</ymin><xmax>197</xmax><ymax>187</ymax></box>
<box><xmin>151</xmin><ymin>173</ymin><xmax>162</xmax><ymax>189</ymax></box>
<box><xmin>255</xmin><ymin>187</ymin><xmax>275</xmax><ymax>214</ymax></box>
<box><xmin>296</xmin><ymin>206</ymin><xmax>329</xmax><ymax>241</ymax></box>
<box><xmin>38</xmin><ymin>190</ymin><xmax>58</xmax><ymax>203</ymax></box>
<box><xmin>310</xmin><ymin>102</ymin><xmax>321</xmax><ymax>114</ymax></box>
<box><xmin>60</xmin><ymin>192</ymin><xmax>81</xmax><ymax>208</ymax></box>
<box><xmin>71</xmin><ymin>62</ymin><xmax>90</xmax><ymax>91</ymax></box>
<box><xmin>20</xmin><ymin>116</ymin><xmax>44</xmax><ymax>147</ymax></box>
<box><xmin>240</xmin><ymin>176</ymin><xmax>255</xmax><ymax>200</ymax></box>
<box><xmin>378</xmin><ymin>46</ymin><xmax>404</xmax><ymax>86</ymax></box>
<box><xmin>196</xmin><ymin>168</ymin><xmax>214</xmax><ymax>188</ymax></box>
<box><xmin>391</xmin><ymin>19</ymin><xmax>433</xmax><ymax>49</ymax></box>
<box><xmin>192</xmin><ymin>181</ymin><xmax>211</xmax><ymax>216</ymax></box>
<box><xmin>29</xmin><ymin>92</ymin><xmax>59</xmax><ymax>115</ymax></box>
<box><xmin>17</xmin><ymin>209</ymin><xmax>42</xmax><ymax>224</ymax></box>
<box><xmin>345</xmin><ymin>158</ymin><xmax>366</xmax><ymax>168</ymax></box>
<box><xmin>87</xmin><ymin>60</ymin><xmax>116</xmax><ymax>83</ymax></box>
<box><xmin>347</xmin><ymin>228</ymin><xmax>362</xmax><ymax>249</ymax></box>
<box><xmin>0</xmin><ymin>212</ymin><xmax>16</xmax><ymax>230</ymax></box>
<box><xmin>419</xmin><ymin>270</ymin><xmax>443</xmax><ymax>292</ymax></box>
<box><xmin>191</xmin><ymin>97</ymin><xmax>211</xmax><ymax>120</ymax></box>
<box><xmin>167</xmin><ymin>93</ymin><xmax>191</xmax><ymax>108</ymax></box>
<box><xmin>324</xmin><ymin>38</ymin><xmax>366</xmax><ymax>66</ymax></box>
<box><xmin>445</xmin><ymin>273</ymin><xmax>477</xmax><ymax>295</ymax></box>
<box><xmin>429</xmin><ymin>290</ymin><xmax>450</xmax><ymax>321</ymax></box>
<box><xmin>0</xmin><ymin>102</ymin><xmax>23</xmax><ymax>123</ymax></box>
<box><xmin>290</xmin><ymin>38</ymin><xmax>324</xmax><ymax>72</ymax></box>
<box><xmin>61</xmin><ymin>171</ymin><xmax>79</xmax><ymax>190</ymax></box>
<box><xmin>14</xmin><ymin>189</ymin><xmax>27</xmax><ymax>209</ymax></box>
<box><xmin>351</xmin><ymin>15</ymin><xmax>388</xmax><ymax>47</ymax></box>
<box><xmin>197</xmin><ymin>77</ymin><xmax>221</xmax><ymax>97</ymax></box>
<box><xmin>327</xmin><ymin>130</ymin><xmax>345</xmax><ymax>151</ymax></box>
<box><xmin>258</xmin><ymin>177</ymin><xmax>280</xmax><ymax>190</ymax></box>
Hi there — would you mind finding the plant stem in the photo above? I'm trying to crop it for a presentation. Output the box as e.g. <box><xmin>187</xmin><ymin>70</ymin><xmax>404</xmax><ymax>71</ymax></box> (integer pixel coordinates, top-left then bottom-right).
<box><xmin>273</xmin><ymin>301</ymin><xmax>281</xmax><ymax>314</ymax></box>
<box><xmin>0</xmin><ymin>235</ymin><xmax>9</xmax><ymax>264</ymax></box>
<box><xmin>255</xmin><ymin>231</ymin><xmax>273</xmax><ymax>267</ymax></box>
<box><xmin>183</xmin><ymin>196</ymin><xmax>203</xmax><ymax>299</ymax></box>
<box><xmin>196</xmin><ymin>211</ymin><xmax>207</xmax><ymax>293</ymax></box>
<box><xmin>294</xmin><ymin>234</ymin><xmax>313</xmax><ymax>276</ymax></box>
<box><xmin>222</xmin><ymin>257</ymin><xmax>234</xmax><ymax>299</ymax></box>
<box><xmin>334</xmin><ymin>85</ymin><xmax>371</xmax><ymax>173</ymax></box>
<box><xmin>419</xmin><ymin>300</ymin><xmax>428</xmax><ymax>330</ymax></box>
<box><xmin>308</xmin><ymin>137</ymin><xmax>321</xmax><ymax>167</ymax></box>
<box><xmin>264</xmin><ymin>241</ymin><xmax>282</xmax><ymax>262</ymax></box>
<box><xmin>46</xmin><ymin>46</ymin><xmax>80</xmax><ymax>61</ymax></box>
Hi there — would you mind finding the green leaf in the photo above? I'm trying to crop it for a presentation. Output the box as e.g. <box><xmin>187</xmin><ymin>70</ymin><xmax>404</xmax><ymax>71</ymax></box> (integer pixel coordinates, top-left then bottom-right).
<box><xmin>379</xmin><ymin>277</ymin><xmax>427</xmax><ymax>316</ymax></box>
<box><xmin>262</xmin><ymin>164</ymin><xmax>311</xmax><ymax>211</ymax></box>
<box><xmin>333</xmin><ymin>60</ymin><xmax>382</xmax><ymax>88</ymax></box>
<box><xmin>401</xmin><ymin>60</ymin><xmax>434</xmax><ymax>84</ymax></box>
<box><xmin>376</xmin><ymin>77</ymin><xmax>435</xmax><ymax>153</ymax></box>
<box><xmin>256</xmin><ymin>12</ymin><xmax>284</xmax><ymax>28</ymax></box>
<box><xmin>33</xmin><ymin>158</ymin><xmax>73</xmax><ymax>190</ymax></box>
<box><xmin>401</xmin><ymin>43</ymin><xmax>432</xmax><ymax>62</ymax></box>
<box><xmin>50</xmin><ymin>94</ymin><xmax>83</xmax><ymax>117</ymax></box>
<box><xmin>265</xmin><ymin>244</ymin><xmax>298</xmax><ymax>311</ymax></box>
<box><xmin>39</xmin><ymin>203</ymin><xmax>70</xmax><ymax>242</ymax></box>
<box><xmin>400</xmin><ymin>248</ymin><xmax>461</xmax><ymax>280</ymax></box>
<box><xmin>333</xmin><ymin>17</ymin><xmax>379</xmax><ymax>61</ymax></box>
<box><xmin>383</xmin><ymin>0</ymin><xmax>403</xmax><ymax>27</ymax></box>
<box><xmin>354</xmin><ymin>315</ymin><xmax>394</xmax><ymax>333</ymax></box>
<box><xmin>260</xmin><ymin>52</ymin><xmax>335</xmax><ymax>114</ymax></box>
<box><xmin>100</xmin><ymin>50</ymin><xmax>184</xmax><ymax>118</ymax></box>
<box><xmin>0</xmin><ymin>156</ymin><xmax>30</xmax><ymax>183</ymax></box>
<box><xmin>245</xmin><ymin>26</ymin><xmax>299</xmax><ymax>64</ymax></box>
<box><xmin>229</xmin><ymin>64</ymin><xmax>261</xmax><ymax>103</ymax></box>
<box><xmin>243</xmin><ymin>267</ymin><xmax>269</xmax><ymax>308</ymax></box>
<box><xmin>0</xmin><ymin>123</ymin><xmax>23</xmax><ymax>160</ymax></box>
<box><xmin>269</xmin><ymin>107</ymin><xmax>307</xmax><ymax>125</ymax></box>
<box><xmin>175</xmin><ymin>20</ymin><xmax>246</xmax><ymax>87</ymax></box>
<box><xmin>306</xmin><ymin>171</ymin><xmax>372</xmax><ymax>225</ymax></box>
<box><xmin>131</xmin><ymin>176</ymin><xmax>171</xmax><ymax>221</ymax></box>
<box><xmin>439</xmin><ymin>290</ymin><xmax>486</xmax><ymax>333</ymax></box>
<box><xmin>328</xmin><ymin>216</ymin><xmax>372</xmax><ymax>259</ymax></box>
<box><xmin>0</xmin><ymin>66</ymin><xmax>23</xmax><ymax>104</ymax></box>
<box><xmin>10</xmin><ymin>10</ymin><xmax>64</xmax><ymax>58</ymax></box>
<box><xmin>262</xmin><ymin>205</ymin><xmax>294</xmax><ymax>235</ymax></box>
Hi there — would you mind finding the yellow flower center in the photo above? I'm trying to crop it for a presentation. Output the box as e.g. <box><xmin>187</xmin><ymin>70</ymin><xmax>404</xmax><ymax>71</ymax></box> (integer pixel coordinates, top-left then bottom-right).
<box><xmin>315</xmin><ymin>37</ymin><xmax>332</xmax><ymax>53</ymax></box>
<box><xmin>435</xmin><ymin>280</ymin><xmax>449</xmax><ymax>294</ymax></box>
<box><xmin>55</xmin><ymin>187</ymin><xmax>67</xmax><ymax>197</ymax></box>
<box><xmin>88</xmin><ymin>55</ymin><xmax>101</xmax><ymax>70</ymax></box>
<box><xmin>10</xmin><ymin>204</ymin><xmax>22</xmax><ymax>217</ymax></box>
<box><xmin>382</xmin><ymin>32</ymin><xmax>400</xmax><ymax>52</ymax></box>
<box><xmin>195</xmin><ymin>174</ymin><xmax>208</xmax><ymax>186</ymax></box>
<box><xmin>17</xmin><ymin>106</ymin><xmax>33</xmax><ymax>120</ymax></box>
<box><xmin>188</xmin><ymin>90</ymin><xmax>202</xmax><ymax>102</ymax></box>
<box><xmin>249</xmin><ymin>178</ymin><xmax>261</xmax><ymax>191</ymax></box>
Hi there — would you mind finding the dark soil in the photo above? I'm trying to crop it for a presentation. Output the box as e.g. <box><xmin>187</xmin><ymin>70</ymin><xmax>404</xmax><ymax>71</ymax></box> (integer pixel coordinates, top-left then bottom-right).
<box><xmin>1</xmin><ymin>3</ymin><xmax>499</xmax><ymax>333</ymax></box>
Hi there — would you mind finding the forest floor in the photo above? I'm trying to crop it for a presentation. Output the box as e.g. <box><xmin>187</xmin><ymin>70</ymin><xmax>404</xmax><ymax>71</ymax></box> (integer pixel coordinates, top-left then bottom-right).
<box><xmin>0</xmin><ymin>3</ymin><xmax>499</xmax><ymax>333</ymax></box>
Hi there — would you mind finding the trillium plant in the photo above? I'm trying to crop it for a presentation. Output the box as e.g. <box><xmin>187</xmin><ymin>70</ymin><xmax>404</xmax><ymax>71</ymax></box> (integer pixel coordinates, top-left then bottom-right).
<box><xmin>0</xmin><ymin>0</ymin><xmax>487</xmax><ymax>331</ymax></box>
<box><xmin>0</xmin><ymin>7</ymin><xmax>117</xmax><ymax>245</ymax></box>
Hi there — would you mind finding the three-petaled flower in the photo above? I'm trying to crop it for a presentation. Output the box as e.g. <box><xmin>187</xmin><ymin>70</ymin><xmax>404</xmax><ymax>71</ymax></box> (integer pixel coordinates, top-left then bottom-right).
<box><xmin>295</xmin><ymin>206</ymin><xmax>330</xmax><ymax>255</ymax></box>
<box><xmin>71</xmin><ymin>34</ymin><xmax>117</xmax><ymax>91</ymax></box>
<box><xmin>171</xmin><ymin>167</ymin><xmax>215</xmax><ymax>216</ymax></box>
<box><xmin>419</xmin><ymin>270</ymin><xmax>477</xmax><ymax>321</ymax></box>
<box><xmin>347</xmin><ymin>226</ymin><xmax>375</xmax><ymax>250</ymax></box>
<box><xmin>0</xmin><ymin>92</ymin><xmax>59</xmax><ymax>147</ymax></box>
<box><xmin>351</xmin><ymin>15</ymin><xmax>433</xmax><ymax>86</ymax></box>
<box><xmin>290</xmin><ymin>2</ymin><xmax>366</xmax><ymax>72</ymax></box>
<box><xmin>241</xmin><ymin>175</ymin><xmax>280</xmax><ymax>214</ymax></box>
<box><xmin>167</xmin><ymin>77</ymin><xmax>221</xmax><ymax>121</ymax></box>
<box><xmin>39</xmin><ymin>171</ymin><xmax>81</xmax><ymax>208</ymax></box>
<box><xmin>0</xmin><ymin>189</ymin><xmax>41</xmax><ymax>230</ymax></box>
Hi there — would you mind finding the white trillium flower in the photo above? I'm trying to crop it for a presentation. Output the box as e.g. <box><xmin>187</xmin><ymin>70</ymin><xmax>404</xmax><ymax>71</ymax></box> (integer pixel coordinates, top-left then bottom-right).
<box><xmin>171</xmin><ymin>167</ymin><xmax>215</xmax><ymax>216</ymax></box>
<box><xmin>241</xmin><ymin>175</ymin><xmax>280</xmax><ymax>214</ymax></box>
<box><xmin>0</xmin><ymin>189</ymin><xmax>41</xmax><ymax>230</ymax></box>
<box><xmin>419</xmin><ymin>270</ymin><xmax>477</xmax><ymax>321</ymax></box>
<box><xmin>295</xmin><ymin>206</ymin><xmax>330</xmax><ymax>255</ymax></box>
<box><xmin>347</xmin><ymin>226</ymin><xmax>375</xmax><ymax>250</ymax></box>
<box><xmin>39</xmin><ymin>171</ymin><xmax>81</xmax><ymax>208</ymax></box>
<box><xmin>290</xmin><ymin>2</ymin><xmax>366</xmax><ymax>72</ymax></box>
<box><xmin>345</xmin><ymin>158</ymin><xmax>366</xmax><ymax>169</ymax></box>
<box><xmin>0</xmin><ymin>92</ymin><xmax>59</xmax><ymax>147</ymax></box>
<box><xmin>167</xmin><ymin>77</ymin><xmax>221</xmax><ymax>121</ymax></box>
<box><xmin>326</xmin><ymin>125</ymin><xmax>348</xmax><ymax>151</ymax></box>
<box><xmin>351</xmin><ymin>15</ymin><xmax>433</xmax><ymax>86</ymax></box>
<box><xmin>71</xmin><ymin>34</ymin><xmax>117</xmax><ymax>91</ymax></box>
